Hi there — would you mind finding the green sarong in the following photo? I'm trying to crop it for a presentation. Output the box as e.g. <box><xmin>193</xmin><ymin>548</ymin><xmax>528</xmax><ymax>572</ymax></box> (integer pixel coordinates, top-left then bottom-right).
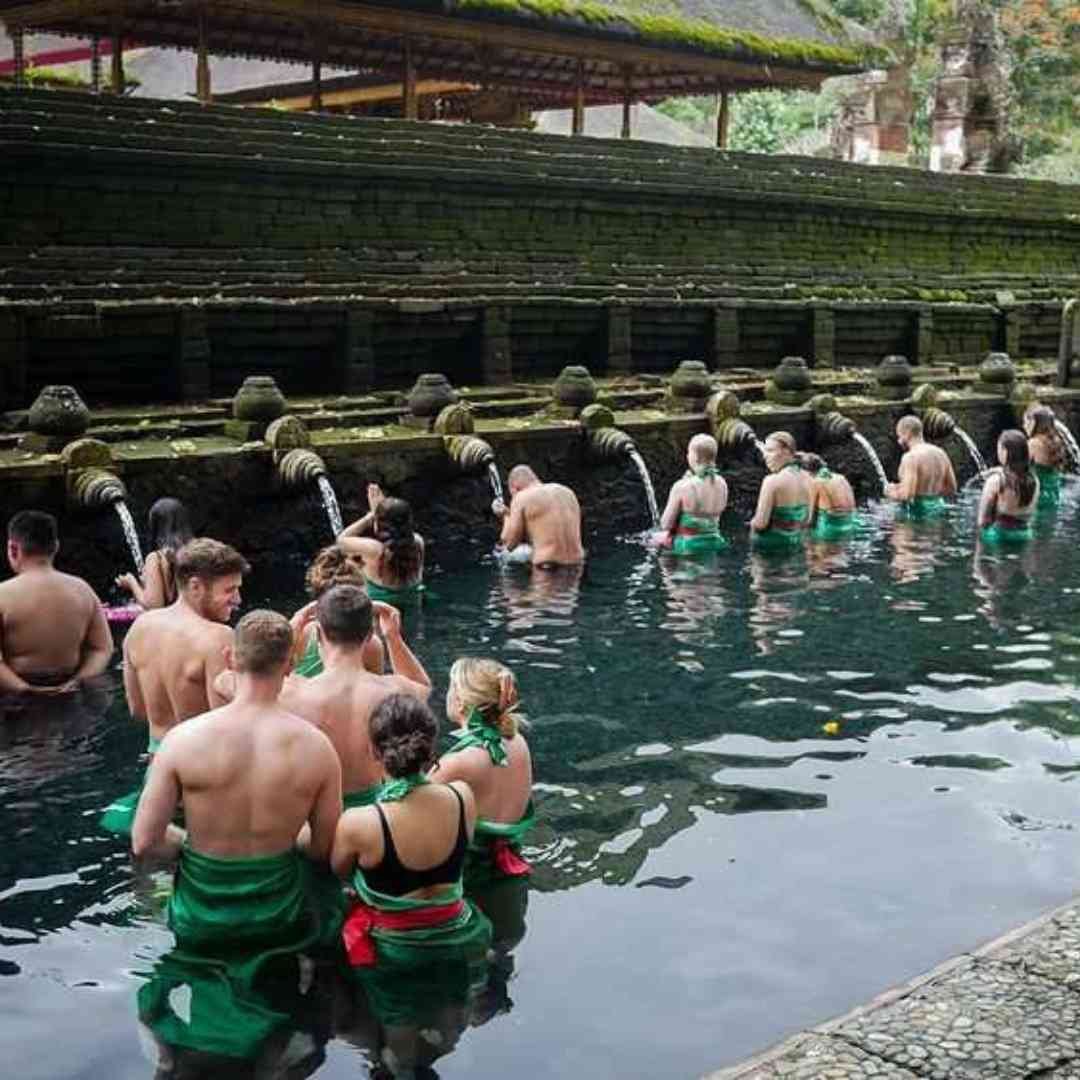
<box><xmin>672</xmin><ymin>512</ymin><xmax>729</xmax><ymax>556</ymax></box>
<box><xmin>294</xmin><ymin>634</ymin><xmax>322</xmax><ymax>678</ymax></box>
<box><xmin>464</xmin><ymin>806</ymin><xmax>536</xmax><ymax>891</ymax></box>
<box><xmin>811</xmin><ymin>508</ymin><xmax>861</xmax><ymax>541</ymax></box>
<box><xmin>365</xmin><ymin>580</ymin><xmax>425</xmax><ymax>607</ymax></box>
<box><xmin>1034</xmin><ymin>463</ymin><xmax>1061</xmax><ymax>509</ymax></box>
<box><xmin>900</xmin><ymin>494</ymin><xmax>948</xmax><ymax>519</ymax></box>
<box><xmin>99</xmin><ymin>733</ymin><xmax>162</xmax><ymax>838</ymax></box>
<box><xmin>753</xmin><ymin>504</ymin><xmax>808</xmax><ymax>551</ymax></box>
<box><xmin>981</xmin><ymin>520</ymin><xmax>1034</xmax><ymax>546</ymax></box>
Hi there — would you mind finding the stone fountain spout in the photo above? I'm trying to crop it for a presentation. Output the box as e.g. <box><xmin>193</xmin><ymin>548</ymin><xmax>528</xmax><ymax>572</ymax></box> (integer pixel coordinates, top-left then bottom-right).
<box><xmin>912</xmin><ymin>384</ymin><xmax>958</xmax><ymax>440</ymax></box>
<box><xmin>70</xmin><ymin>467</ymin><xmax>128</xmax><ymax>510</ymax></box>
<box><xmin>444</xmin><ymin>434</ymin><xmax>495</xmax><ymax>474</ymax></box>
<box><xmin>265</xmin><ymin>415</ymin><xmax>342</xmax><ymax>536</ymax></box>
<box><xmin>808</xmin><ymin>394</ymin><xmax>857</xmax><ymax>446</ymax></box>
<box><xmin>706</xmin><ymin>390</ymin><xmax>759</xmax><ymax>456</ymax></box>
<box><xmin>278</xmin><ymin>447</ymin><xmax>328</xmax><ymax>489</ymax></box>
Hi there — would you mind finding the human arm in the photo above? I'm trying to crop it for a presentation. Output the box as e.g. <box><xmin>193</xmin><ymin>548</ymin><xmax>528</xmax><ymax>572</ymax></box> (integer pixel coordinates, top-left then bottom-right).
<box><xmin>807</xmin><ymin>479</ymin><xmax>821</xmax><ymax>526</ymax></box>
<box><xmin>500</xmin><ymin>495</ymin><xmax>527</xmax><ymax>549</ymax></box>
<box><xmin>305</xmin><ymin>736</ymin><xmax>343</xmax><ymax>863</ymax></box>
<box><xmin>942</xmin><ymin>454</ymin><xmax>958</xmax><ymax>497</ymax></box>
<box><xmin>289</xmin><ymin>603</ymin><xmax>317</xmax><ymax>668</ymax></box>
<box><xmin>70</xmin><ymin>599</ymin><xmax>113</xmax><ymax>686</ymax></box>
<box><xmin>330</xmin><ymin>808</ymin><xmax>371</xmax><ymax>880</ymax></box>
<box><xmin>977</xmin><ymin>470</ymin><xmax>1001</xmax><ymax>529</ymax></box>
<box><xmin>203</xmin><ymin>629</ymin><xmax>233</xmax><ymax>710</ymax></box>
<box><xmin>337</xmin><ymin>535</ymin><xmax>381</xmax><ymax>563</ymax></box>
<box><xmin>339</xmin><ymin>483</ymin><xmax>384</xmax><ymax>538</ymax></box>
<box><xmin>0</xmin><ymin>606</ymin><xmax>33</xmax><ymax>694</ymax></box>
<box><xmin>116</xmin><ymin>552</ymin><xmax>169</xmax><ymax>610</ymax></box>
<box><xmin>886</xmin><ymin>455</ymin><xmax>917</xmax><ymax>502</ymax></box>
<box><xmin>373</xmin><ymin>602</ymin><xmax>430</xmax><ymax>694</ymax></box>
<box><xmin>122</xmin><ymin>632</ymin><xmax>147</xmax><ymax>721</ymax></box>
<box><xmin>659</xmin><ymin>482</ymin><xmax>683</xmax><ymax>534</ymax></box>
<box><xmin>749</xmin><ymin>477</ymin><xmax>775</xmax><ymax>532</ymax></box>
<box><xmin>132</xmin><ymin>746</ymin><xmax>185</xmax><ymax>861</ymax></box>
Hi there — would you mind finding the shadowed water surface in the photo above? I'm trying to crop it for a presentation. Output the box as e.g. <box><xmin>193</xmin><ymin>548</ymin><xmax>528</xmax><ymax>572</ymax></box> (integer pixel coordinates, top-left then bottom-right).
<box><xmin>3</xmin><ymin>490</ymin><xmax>1080</xmax><ymax>1078</ymax></box>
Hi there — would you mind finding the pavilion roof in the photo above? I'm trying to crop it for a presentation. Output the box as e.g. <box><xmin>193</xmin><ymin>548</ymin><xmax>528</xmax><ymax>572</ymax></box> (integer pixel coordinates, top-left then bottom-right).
<box><xmin>0</xmin><ymin>1</ymin><xmax>884</xmax><ymax>101</ymax></box>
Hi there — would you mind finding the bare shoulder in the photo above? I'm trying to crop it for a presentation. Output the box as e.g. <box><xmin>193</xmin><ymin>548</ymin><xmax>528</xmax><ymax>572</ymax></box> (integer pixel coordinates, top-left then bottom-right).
<box><xmin>447</xmin><ymin>778</ymin><xmax>477</xmax><ymax>813</ymax></box>
<box><xmin>197</xmin><ymin>621</ymin><xmax>234</xmax><ymax>654</ymax></box>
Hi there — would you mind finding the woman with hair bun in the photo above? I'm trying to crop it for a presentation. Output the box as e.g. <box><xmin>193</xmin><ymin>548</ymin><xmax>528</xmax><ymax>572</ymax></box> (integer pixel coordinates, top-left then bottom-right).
<box><xmin>331</xmin><ymin>694</ymin><xmax>491</xmax><ymax>972</ymax></box>
<box><xmin>339</xmin><ymin>484</ymin><xmax>425</xmax><ymax>605</ymax></box>
<box><xmin>801</xmin><ymin>452</ymin><xmax>861</xmax><ymax>541</ymax></box>
<box><xmin>433</xmin><ymin>658</ymin><xmax>534</xmax><ymax>888</ymax></box>
<box><xmin>978</xmin><ymin>429</ymin><xmax>1039</xmax><ymax>545</ymax></box>
<box><xmin>1024</xmin><ymin>405</ymin><xmax>1067</xmax><ymax>508</ymax></box>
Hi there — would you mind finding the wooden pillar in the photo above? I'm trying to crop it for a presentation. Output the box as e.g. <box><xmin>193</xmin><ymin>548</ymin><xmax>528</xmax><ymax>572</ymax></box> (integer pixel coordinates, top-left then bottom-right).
<box><xmin>11</xmin><ymin>28</ymin><xmax>25</xmax><ymax>89</ymax></box>
<box><xmin>716</xmin><ymin>90</ymin><xmax>730</xmax><ymax>149</ymax></box>
<box><xmin>90</xmin><ymin>36</ymin><xmax>102</xmax><ymax>94</ymax></box>
<box><xmin>621</xmin><ymin>68</ymin><xmax>632</xmax><ymax>139</ymax></box>
<box><xmin>196</xmin><ymin>8</ymin><xmax>211</xmax><ymax>104</ymax></box>
<box><xmin>110</xmin><ymin>20</ymin><xmax>124</xmax><ymax>95</ymax></box>
<box><xmin>572</xmin><ymin>60</ymin><xmax>585</xmax><ymax>135</ymax></box>
<box><xmin>311</xmin><ymin>56</ymin><xmax>323</xmax><ymax>111</ymax></box>
<box><xmin>402</xmin><ymin>39</ymin><xmax>418</xmax><ymax>120</ymax></box>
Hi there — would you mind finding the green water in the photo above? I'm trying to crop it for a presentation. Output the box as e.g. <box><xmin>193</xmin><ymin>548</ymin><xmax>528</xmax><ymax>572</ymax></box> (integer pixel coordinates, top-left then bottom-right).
<box><xmin>4</xmin><ymin>489</ymin><xmax>1080</xmax><ymax>1078</ymax></box>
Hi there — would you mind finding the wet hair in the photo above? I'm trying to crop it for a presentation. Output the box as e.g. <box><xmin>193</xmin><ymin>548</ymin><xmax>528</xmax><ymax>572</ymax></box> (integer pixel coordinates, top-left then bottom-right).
<box><xmin>798</xmin><ymin>452</ymin><xmax>827</xmax><ymax>474</ymax></box>
<box><xmin>316</xmin><ymin>583</ymin><xmax>373</xmax><ymax>646</ymax></box>
<box><xmin>999</xmin><ymin>428</ymin><xmax>1037</xmax><ymax>507</ymax></box>
<box><xmin>765</xmin><ymin>431</ymin><xmax>796</xmax><ymax>456</ymax></box>
<box><xmin>148</xmin><ymin>498</ymin><xmax>194</xmax><ymax>579</ymax></box>
<box><xmin>8</xmin><ymin>510</ymin><xmax>58</xmax><ymax>557</ymax></box>
<box><xmin>448</xmin><ymin>657</ymin><xmax>525</xmax><ymax>739</ymax></box>
<box><xmin>233</xmin><ymin>609</ymin><xmax>293</xmax><ymax>675</ymax></box>
<box><xmin>688</xmin><ymin>433</ymin><xmax>718</xmax><ymax>466</ymax></box>
<box><xmin>375</xmin><ymin>498</ymin><xmax>422</xmax><ymax>584</ymax></box>
<box><xmin>305</xmin><ymin>544</ymin><xmax>365</xmax><ymax>598</ymax></box>
<box><xmin>175</xmin><ymin>538</ymin><xmax>250</xmax><ymax>588</ymax></box>
<box><xmin>1025</xmin><ymin>405</ymin><xmax>1065</xmax><ymax>469</ymax></box>
<box><xmin>897</xmin><ymin>416</ymin><xmax>923</xmax><ymax>439</ymax></box>
<box><xmin>370</xmin><ymin>693</ymin><xmax>439</xmax><ymax>777</ymax></box>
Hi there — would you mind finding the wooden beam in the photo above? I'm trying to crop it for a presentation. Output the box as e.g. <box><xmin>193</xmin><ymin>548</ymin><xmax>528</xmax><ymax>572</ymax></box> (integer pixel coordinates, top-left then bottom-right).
<box><xmin>109</xmin><ymin>15</ymin><xmax>123</xmax><ymax>94</ymax></box>
<box><xmin>572</xmin><ymin>59</ymin><xmax>585</xmax><ymax>134</ymax></box>
<box><xmin>10</xmin><ymin>27</ymin><xmax>25</xmax><ymax>88</ymax></box>
<box><xmin>621</xmin><ymin>67</ymin><xmax>632</xmax><ymax>139</ymax></box>
<box><xmin>402</xmin><ymin>37</ymin><xmax>417</xmax><ymax>119</ymax></box>
<box><xmin>238</xmin><ymin>78</ymin><xmax>478</xmax><ymax>111</ymax></box>
<box><xmin>716</xmin><ymin>89</ymin><xmax>730</xmax><ymax>148</ymax></box>
<box><xmin>309</xmin><ymin>23</ymin><xmax>325</xmax><ymax>110</ymax></box>
<box><xmin>196</xmin><ymin>6</ymin><xmax>211</xmax><ymax>103</ymax></box>
<box><xmin>90</xmin><ymin>33</ymin><xmax>100</xmax><ymax>92</ymax></box>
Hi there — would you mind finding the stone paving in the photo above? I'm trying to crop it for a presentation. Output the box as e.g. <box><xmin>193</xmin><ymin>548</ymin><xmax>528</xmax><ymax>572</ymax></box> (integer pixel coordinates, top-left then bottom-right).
<box><xmin>709</xmin><ymin>897</ymin><xmax>1080</xmax><ymax>1080</ymax></box>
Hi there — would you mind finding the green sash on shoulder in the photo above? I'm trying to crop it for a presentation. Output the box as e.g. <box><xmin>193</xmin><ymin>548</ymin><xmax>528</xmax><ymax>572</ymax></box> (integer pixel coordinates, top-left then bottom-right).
<box><xmin>445</xmin><ymin>710</ymin><xmax>509</xmax><ymax>766</ymax></box>
<box><xmin>343</xmin><ymin>783</ymin><xmax>383</xmax><ymax>810</ymax></box>
<box><xmin>294</xmin><ymin>634</ymin><xmax>322</xmax><ymax>678</ymax></box>
<box><xmin>811</xmin><ymin>508</ymin><xmax>861</xmax><ymax>541</ymax></box>
<box><xmin>1034</xmin><ymin>463</ymin><xmax>1061</xmax><ymax>509</ymax></box>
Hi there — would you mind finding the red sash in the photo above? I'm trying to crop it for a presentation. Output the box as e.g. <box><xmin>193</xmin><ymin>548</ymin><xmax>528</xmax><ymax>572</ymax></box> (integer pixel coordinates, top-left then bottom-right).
<box><xmin>342</xmin><ymin>898</ymin><xmax>465</xmax><ymax>967</ymax></box>
<box><xmin>492</xmin><ymin>838</ymin><xmax>532</xmax><ymax>877</ymax></box>
<box><xmin>995</xmin><ymin>514</ymin><xmax>1029</xmax><ymax>530</ymax></box>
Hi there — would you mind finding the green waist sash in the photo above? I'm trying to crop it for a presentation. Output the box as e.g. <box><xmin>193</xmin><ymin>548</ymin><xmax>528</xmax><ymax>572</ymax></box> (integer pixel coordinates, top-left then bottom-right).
<box><xmin>672</xmin><ymin>512</ymin><xmax>729</xmax><ymax>556</ymax></box>
<box><xmin>754</xmin><ymin>503</ymin><xmax>808</xmax><ymax>550</ymax></box>
<box><xmin>1034</xmin><ymin>463</ymin><xmax>1061</xmax><ymax>508</ymax></box>
<box><xmin>100</xmin><ymin>734</ymin><xmax>162</xmax><ymax>838</ymax></box>
<box><xmin>901</xmin><ymin>494</ymin><xmax>947</xmax><ymax>519</ymax></box>
<box><xmin>811</xmin><ymin>508</ymin><xmax>861</xmax><ymax>541</ymax></box>
<box><xmin>981</xmin><ymin>520</ymin><xmax>1034</xmax><ymax>546</ymax></box>
<box><xmin>465</xmin><ymin>802</ymin><xmax>536</xmax><ymax>890</ymax></box>
<box><xmin>365</xmin><ymin>580</ymin><xmax>425</xmax><ymax>607</ymax></box>
<box><xmin>294</xmin><ymin>634</ymin><xmax>322</xmax><ymax>679</ymax></box>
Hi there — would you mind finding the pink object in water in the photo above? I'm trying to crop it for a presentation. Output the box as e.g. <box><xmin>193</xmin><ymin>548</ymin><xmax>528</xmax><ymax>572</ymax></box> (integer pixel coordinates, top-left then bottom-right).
<box><xmin>103</xmin><ymin>603</ymin><xmax>142</xmax><ymax>625</ymax></box>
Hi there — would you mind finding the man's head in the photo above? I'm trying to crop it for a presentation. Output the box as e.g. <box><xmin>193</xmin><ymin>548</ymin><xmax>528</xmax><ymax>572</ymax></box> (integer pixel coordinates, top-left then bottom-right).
<box><xmin>896</xmin><ymin>415</ymin><xmax>923</xmax><ymax>451</ymax></box>
<box><xmin>175</xmin><ymin>538</ymin><xmax>249</xmax><ymax>623</ymax></box>
<box><xmin>762</xmin><ymin>431</ymin><xmax>796</xmax><ymax>473</ymax></box>
<box><xmin>7</xmin><ymin>511</ymin><xmax>59</xmax><ymax>572</ymax></box>
<box><xmin>508</xmin><ymin>465</ymin><xmax>540</xmax><ymax>497</ymax></box>
<box><xmin>229</xmin><ymin>609</ymin><xmax>293</xmax><ymax>680</ymax></box>
<box><xmin>688</xmin><ymin>433</ymin><xmax>718</xmax><ymax>469</ymax></box>
<box><xmin>316</xmin><ymin>583</ymin><xmax>374</xmax><ymax>649</ymax></box>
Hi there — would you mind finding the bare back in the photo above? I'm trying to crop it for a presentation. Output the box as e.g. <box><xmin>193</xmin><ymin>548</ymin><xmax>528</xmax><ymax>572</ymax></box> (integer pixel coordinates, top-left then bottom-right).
<box><xmin>436</xmin><ymin>733</ymin><xmax>532</xmax><ymax>824</ymax></box>
<box><xmin>514</xmin><ymin>483</ymin><xmax>584</xmax><ymax>566</ymax></box>
<box><xmin>124</xmin><ymin>604</ymin><xmax>232</xmax><ymax>740</ymax></box>
<box><xmin>1029</xmin><ymin>433</ymin><xmax>1060</xmax><ymax>469</ymax></box>
<box><xmin>675</xmin><ymin>475</ymin><xmax>728</xmax><ymax>519</ymax></box>
<box><xmin>814</xmin><ymin>473</ymin><xmax>856</xmax><ymax>513</ymax></box>
<box><xmin>900</xmin><ymin>443</ymin><xmax>957</xmax><ymax>497</ymax></box>
<box><xmin>0</xmin><ymin>569</ymin><xmax>105</xmax><ymax>680</ymax></box>
<box><xmin>153</xmin><ymin>703</ymin><xmax>340</xmax><ymax>857</ymax></box>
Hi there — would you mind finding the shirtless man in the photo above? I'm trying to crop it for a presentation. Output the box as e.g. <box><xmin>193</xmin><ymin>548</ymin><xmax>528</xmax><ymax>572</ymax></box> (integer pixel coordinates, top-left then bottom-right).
<box><xmin>132</xmin><ymin>611</ymin><xmax>341</xmax><ymax>950</ymax></box>
<box><xmin>123</xmin><ymin>538</ymin><xmax>248</xmax><ymax>748</ymax></box>
<box><xmin>750</xmin><ymin>432</ymin><xmax>813</xmax><ymax>549</ymax></box>
<box><xmin>220</xmin><ymin>585</ymin><xmax>430</xmax><ymax>808</ymax></box>
<box><xmin>492</xmin><ymin>465</ymin><xmax>584</xmax><ymax>567</ymax></box>
<box><xmin>658</xmin><ymin>433</ymin><xmax>729</xmax><ymax>554</ymax></box>
<box><xmin>885</xmin><ymin>416</ymin><xmax>957</xmax><ymax>516</ymax></box>
<box><xmin>0</xmin><ymin>511</ymin><xmax>112</xmax><ymax>694</ymax></box>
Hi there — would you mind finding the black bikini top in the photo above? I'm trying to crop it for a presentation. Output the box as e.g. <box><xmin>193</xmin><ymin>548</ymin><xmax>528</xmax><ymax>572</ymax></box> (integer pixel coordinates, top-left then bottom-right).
<box><xmin>363</xmin><ymin>786</ymin><xmax>468</xmax><ymax>897</ymax></box>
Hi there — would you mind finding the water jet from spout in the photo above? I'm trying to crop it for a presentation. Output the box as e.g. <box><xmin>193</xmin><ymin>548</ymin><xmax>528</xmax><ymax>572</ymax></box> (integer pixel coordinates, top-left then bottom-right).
<box><xmin>851</xmin><ymin>433</ymin><xmax>889</xmax><ymax>496</ymax></box>
<box><xmin>952</xmin><ymin>427</ymin><xmax>987</xmax><ymax>478</ymax></box>
<box><xmin>317</xmin><ymin>476</ymin><xmax>344</xmax><ymax>538</ymax></box>
<box><xmin>628</xmin><ymin>449</ymin><xmax>660</xmax><ymax>529</ymax></box>
<box><xmin>1054</xmin><ymin>419</ymin><xmax>1080</xmax><ymax>472</ymax></box>
<box><xmin>114</xmin><ymin>500</ymin><xmax>144</xmax><ymax>573</ymax></box>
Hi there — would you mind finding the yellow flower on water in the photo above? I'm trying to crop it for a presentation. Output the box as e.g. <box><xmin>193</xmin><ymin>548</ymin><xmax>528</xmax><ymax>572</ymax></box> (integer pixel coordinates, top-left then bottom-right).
<box><xmin>823</xmin><ymin>721</ymin><xmax>840</xmax><ymax>736</ymax></box>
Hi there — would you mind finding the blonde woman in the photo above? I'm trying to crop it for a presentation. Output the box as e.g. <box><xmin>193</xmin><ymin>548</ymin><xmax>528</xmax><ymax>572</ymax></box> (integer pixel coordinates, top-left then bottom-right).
<box><xmin>433</xmin><ymin>658</ymin><xmax>534</xmax><ymax>887</ymax></box>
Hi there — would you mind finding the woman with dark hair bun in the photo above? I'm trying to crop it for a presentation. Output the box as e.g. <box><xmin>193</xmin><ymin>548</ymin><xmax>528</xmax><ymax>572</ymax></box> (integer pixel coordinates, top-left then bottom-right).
<box><xmin>800</xmin><ymin>453</ymin><xmax>862</xmax><ymax>541</ymax></box>
<box><xmin>1024</xmin><ymin>405</ymin><xmax>1067</xmax><ymax>508</ymax></box>
<box><xmin>978</xmin><ymin>429</ymin><xmax>1040</xmax><ymax>545</ymax></box>
<box><xmin>339</xmin><ymin>484</ymin><xmax>425</xmax><ymax>606</ymax></box>
<box><xmin>115</xmin><ymin>497</ymin><xmax>193</xmax><ymax>609</ymax></box>
<box><xmin>331</xmin><ymin>694</ymin><xmax>492</xmax><ymax>974</ymax></box>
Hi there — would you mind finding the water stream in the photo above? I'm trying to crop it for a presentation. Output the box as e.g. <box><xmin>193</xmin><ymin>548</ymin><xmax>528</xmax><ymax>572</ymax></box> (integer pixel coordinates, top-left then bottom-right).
<box><xmin>488</xmin><ymin>462</ymin><xmax>505</xmax><ymax>505</ymax></box>
<box><xmin>953</xmin><ymin>427</ymin><xmax>987</xmax><ymax>477</ymax></box>
<box><xmin>113</xmin><ymin>500</ymin><xmax>144</xmax><ymax>572</ymax></box>
<box><xmin>1054</xmin><ymin>419</ymin><xmax>1080</xmax><ymax>471</ymax></box>
<box><xmin>851</xmin><ymin>433</ymin><xmax>889</xmax><ymax>495</ymax></box>
<box><xmin>628</xmin><ymin>448</ymin><xmax>660</xmax><ymax>528</ymax></box>
<box><xmin>316</xmin><ymin>475</ymin><xmax>344</xmax><ymax>538</ymax></box>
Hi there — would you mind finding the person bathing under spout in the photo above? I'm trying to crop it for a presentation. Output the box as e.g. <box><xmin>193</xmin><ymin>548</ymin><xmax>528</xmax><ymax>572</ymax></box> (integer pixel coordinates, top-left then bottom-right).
<box><xmin>1024</xmin><ymin>405</ymin><xmax>1067</xmax><ymax>509</ymax></box>
<box><xmin>978</xmin><ymin>429</ymin><xmax>1040</xmax><ymax>546</ymax></box>
<box><xmin>0</xmin><ymin>510</ymin><xmax>113</xmax><ymax>696</ymax></box>
<box><xmin>656</xmin><ymin>434</ymin><xmax>730</xmax><ymax>555</ymax></box>
<box><xmin>133</xmin><ymin>610</ymin><xmax>343</xmax><ymax>957</ymax></box>
<box><xmin>339</xmin><ymin>485</ymin><xmax>425</xmax><ymax>607</ymax></box>
<box><xmin>750</xmin><ymin>432</ymin><xmax>812</xmax><ymax>550</ymax></box>
<box><xmin>115</xmin><ymin>497</ymin><xmax>194</xmax><ymax>610</ymax></box>
<box><xmin>885</xmin><ymin>415</ymin><xmax>957</xmax><ymax>517</ymax></box>
<box><xmin>492</xmin><ymin>465</ymin><xmax>585</xmax><ymax>568</ymax></box>
<box><xmin>803</xmin><ymin>453</ymin><xmax>861</xmax><ymax>541</ymax></box>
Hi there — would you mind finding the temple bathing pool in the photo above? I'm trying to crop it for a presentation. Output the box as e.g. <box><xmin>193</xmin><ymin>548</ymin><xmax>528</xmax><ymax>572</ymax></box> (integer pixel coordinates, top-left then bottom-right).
<box><xmin>5</xmin><ymin>487</ymin><xmax>1080</xmax><ymax>1079</ymax></box>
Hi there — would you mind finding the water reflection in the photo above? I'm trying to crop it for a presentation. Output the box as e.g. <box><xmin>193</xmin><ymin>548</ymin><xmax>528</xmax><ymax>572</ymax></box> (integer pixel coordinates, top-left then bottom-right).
<box><xmin>747</xmin><ymin>552</ymin><xmax>807</xmax><ymax>657</ymax></box>
<box><xmin>888</xmin><ymin>517</ymin><xmax>950</xmax><ymax>585</ymax></box>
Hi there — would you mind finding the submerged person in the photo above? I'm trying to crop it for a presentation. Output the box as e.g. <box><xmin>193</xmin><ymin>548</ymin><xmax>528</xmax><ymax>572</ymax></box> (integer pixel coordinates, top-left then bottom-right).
<box><xmin>750</xmin><ymin>432</ymin><xmax>812</xmax><ymax>550</ymax></box>
<box><xmin>0</xmin><ymin>511</ymin><xmax>112</xmax><ymax>696</ymax></box>
<box><xmin>1024</xmin><ymin>405</ymin><xmax>1067</xmax><ymax>509</ymax></box>
<box><xmin>433</xmin><ymin>658</ymin><xmax>534</xmax><ymax>890</ymax></box>
<box><xmin>339</xmin><ymin>485</ymin><xmax>425</xmax><ymax>606</ymax></box>
<box><xmin>492</xmin><ymin>465</ymin><xmax>585</xmax><ymax>567</ymax></box>
<box><xmin>291</xmin><ymin>545</ymin><xmax>385</xmax><ymax>678</ymax></box>
<box><xmin>132</xmin><ymin>610</ymin><xmax>343</xmax><ymax>959</ymax></box>
<box><xmin>885</xmin><ymin>415</ymin><xmax>957</xmax><ymax>517</ymax></box>
<box><xmin>656</xmin><ymin>434</ymin><xmax>729</xmax><ymax>555</ymax></box>
<box><xmin>803</xmin><ymin>453</ymin><xmax>861</xmax><ymax>541</ymax></box>
<box><xmin>331</xmin><ymin>694</ymin><xmax>491</xmax><ymax>979</ymax></box>
<box><xmin>978</xmin><ymin>429</ymin><xmax>1039</xmax><ymax>545</ymax></box>
<box><xmin>115</xmin><ymin>497</ymin><xmax>194</xmax><ymax>610</ymax></box>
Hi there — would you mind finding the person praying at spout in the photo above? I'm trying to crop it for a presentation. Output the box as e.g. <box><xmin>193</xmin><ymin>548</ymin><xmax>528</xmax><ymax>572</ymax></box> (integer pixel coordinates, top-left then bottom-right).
<box><xmin>339</xmin><ymin>486</ymin><xmax>425</xmax><ymax>607</ymax></box>
<box><xmin>885</xmin><ymin>415</ymin><xmax>957</xmax><ymax>518</ymax></box>
<box><xmin>656</xmin><ymin>433</ymin><xmax>730</xmax><ymax>555</ymax></box>
<box><xmin>802</xmin><ymin>453</ymin><xmax>861</xmax><ymax>541</ymax></box>
<box><xmin>978</xmin><ymin>429</ymin><xmax>1039</xmax><ymax>546</ymax></box>
<box><xmin>750</xmin><ymin>432</ymin><xmax>812</xmax><ymax>550</ymax></box>
<box><xmin>115</xmin><ymin>498</ymin><xmax>194</xmax><ymax>610</ymax></box>
<box><xmin>1024</xmin><ymin>405</ymin><xmax>1067</xmax><ymax>509</ymax></box>
<box><xmin>492</xmin><ymin>466</ymin><xmax>584</xmax><ymax>568</ymax></box>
